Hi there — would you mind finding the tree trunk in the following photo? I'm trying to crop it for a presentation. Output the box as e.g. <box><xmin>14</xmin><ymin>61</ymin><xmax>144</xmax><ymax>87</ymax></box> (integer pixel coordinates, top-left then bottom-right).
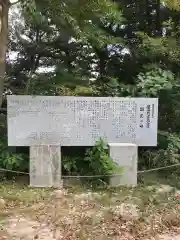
<box><xmin>156</xmin><ymin>0</ymin><xmax>161</xmax><ymax>35</ymax></box>
<box><xmin>0</xmin><ymin>0</ymin><xmax>9</xmax><ymax>107</ymax></box>
<box><xmin>146</xmin><ymin>0</ymin><xmax>152</xmax><ymax>35</ymax></box>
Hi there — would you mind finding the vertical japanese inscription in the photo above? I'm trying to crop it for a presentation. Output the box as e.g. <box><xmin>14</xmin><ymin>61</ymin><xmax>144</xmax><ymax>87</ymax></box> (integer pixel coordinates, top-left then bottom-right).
<box><xmin>139</xmin><ymin>106</ymin><xmax>145</xmax><ymax>128</ymax></box>
<box><xmin>146</xmin><ymin>104</ymin><xmax>151</xmax><ymax>128</ymax></box>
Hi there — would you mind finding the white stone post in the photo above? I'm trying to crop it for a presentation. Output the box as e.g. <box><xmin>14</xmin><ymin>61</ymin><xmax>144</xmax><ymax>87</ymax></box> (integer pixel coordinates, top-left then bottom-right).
<box><xmin>108</xmin><ymin>143</ymin><xmax>138</xmax><ymax>187</ymax></box>
<box><xmin>30</xmin><ymin>145</ymin><xmax>62</xmax><ymax>188</ymax></box>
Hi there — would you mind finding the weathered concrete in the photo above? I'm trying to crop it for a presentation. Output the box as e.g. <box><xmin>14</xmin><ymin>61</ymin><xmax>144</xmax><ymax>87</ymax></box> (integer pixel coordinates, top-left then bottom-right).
<box><xmin>30</xmin><ymin>145</ymin><xmax>61</xmax><ymax>187</ymax></box>
<box><xmin>108</xmin><ymin>143</ymin><xmax>137</xmax><ymax>187</ymax></box>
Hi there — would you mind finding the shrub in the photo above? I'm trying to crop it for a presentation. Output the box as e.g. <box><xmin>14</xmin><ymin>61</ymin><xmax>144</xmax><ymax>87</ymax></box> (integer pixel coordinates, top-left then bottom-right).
<box><xmin>62</xmin><ymin>139</ymin><xmax>122</xmax><ymax>183</ymax></box>
<box><xmin>0</xmin><ymin>133</ymin><xmax>28</xmax><ymax>173</ymax></box>
<box><xmin>139</xmin><ymin>131</ymin><xmax>180</xmax><ymax>171</ymax></box>
<box><xmin>83</xmin><ymin>139</ymin><xmax>120</xmax><ymax>176</ymax></box>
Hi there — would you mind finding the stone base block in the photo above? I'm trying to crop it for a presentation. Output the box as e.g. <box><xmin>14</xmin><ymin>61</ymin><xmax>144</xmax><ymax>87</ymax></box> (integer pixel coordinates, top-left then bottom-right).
<box><xmin>30</xmin><ymin>145</ymin><xmax>61</xmax><ymax>187</ymax></box>
<box><xmin>108</xmin><ymin>143</ymin><xmax>137</xmax><ymax>187</ymax></box>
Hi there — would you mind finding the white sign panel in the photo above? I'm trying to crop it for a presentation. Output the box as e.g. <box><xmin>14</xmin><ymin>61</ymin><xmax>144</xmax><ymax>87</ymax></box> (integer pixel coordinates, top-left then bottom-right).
<box><xmin>7</xmin><ymin>96</ymin><xmax>158</xmax><ymax>146</ymax></box>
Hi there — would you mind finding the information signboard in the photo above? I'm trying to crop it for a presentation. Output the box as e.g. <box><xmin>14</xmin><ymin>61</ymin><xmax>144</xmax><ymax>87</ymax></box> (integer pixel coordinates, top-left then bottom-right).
<box><xmin>7</xmin><ymin>96</ymin><xmax>158</xmax><ymax>146</ymax></box>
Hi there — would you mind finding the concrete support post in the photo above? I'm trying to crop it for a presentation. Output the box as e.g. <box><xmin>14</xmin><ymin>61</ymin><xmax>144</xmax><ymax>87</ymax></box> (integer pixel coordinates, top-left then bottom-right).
<box><xmin>30</xmin><ymin>145</ymin><xmax>62</xmax><ymax>187</ymax></box>
<box><xmin>108</xmin><ymin>143</ymin><xmax>138</xmax><ymax>187</ymax></box>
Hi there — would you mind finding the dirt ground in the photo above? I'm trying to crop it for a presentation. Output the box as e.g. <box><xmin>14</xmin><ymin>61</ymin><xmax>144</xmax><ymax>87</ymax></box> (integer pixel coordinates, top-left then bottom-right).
<box><xmin>1</xmin><ymin>173</ymin><xmax>180</xmax><ymax>240</ymax></box>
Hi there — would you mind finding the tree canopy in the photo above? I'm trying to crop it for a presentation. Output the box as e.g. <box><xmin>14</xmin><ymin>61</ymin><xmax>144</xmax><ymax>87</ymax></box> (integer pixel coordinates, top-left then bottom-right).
<box><xmin>0</xmin><ymin>0</ymin><xmax>180</xmax><ymax>172</ymax></box>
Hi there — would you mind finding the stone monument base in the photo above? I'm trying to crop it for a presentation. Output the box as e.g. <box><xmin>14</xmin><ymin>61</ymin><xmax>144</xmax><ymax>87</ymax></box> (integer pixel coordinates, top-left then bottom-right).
<box><xmin>30</xmin><ymin>145</ymin><xmax>62</xmax><ymax>188</ymax></box>
<box><xmin>108</xmin><ymin>143</ymin><xmax>137</xmax><ymax>187</ymax></box>
<box><xmin>29</xmin><ymin>143</ymin><xmax>137</xmax><ymax>188</ymax></box>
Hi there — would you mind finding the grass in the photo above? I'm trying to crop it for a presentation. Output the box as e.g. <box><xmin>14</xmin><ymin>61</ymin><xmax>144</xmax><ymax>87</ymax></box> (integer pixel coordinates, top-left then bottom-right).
<box><xmin>0</xmin><ymin>172</ymin><xmax>180</xmax><ymax>239</ymax></box>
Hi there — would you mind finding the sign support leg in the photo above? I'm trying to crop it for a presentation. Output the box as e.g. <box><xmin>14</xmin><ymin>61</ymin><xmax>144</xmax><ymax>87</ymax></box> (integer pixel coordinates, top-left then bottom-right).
<box><xmin>108</xmin><ymin>143</ymin><xmax>137</xmax><ymax>187</ymax></box>
<box><xmin>29</xmin><ymin>145</ymin><xmax>62</xmax><ymax>188</ymax></box>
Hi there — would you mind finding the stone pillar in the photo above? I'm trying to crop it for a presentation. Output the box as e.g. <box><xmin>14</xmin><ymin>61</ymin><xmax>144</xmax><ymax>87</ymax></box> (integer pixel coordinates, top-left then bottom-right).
<box><xmin>30</xmin><ymin>145</ymin><xmax>62</xmax><ymax>188</ymax></box>
<box><xmin>108</xmin><ymin>143</ymin><xmax>137</xmax><ymax>187</ymax></box>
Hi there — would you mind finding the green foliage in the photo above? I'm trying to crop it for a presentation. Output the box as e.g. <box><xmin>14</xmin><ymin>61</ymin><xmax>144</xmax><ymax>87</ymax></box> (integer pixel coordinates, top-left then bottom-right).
<box><xmin>164</xmin><ymin>0</ymin><xmax>180</xmax><ymax>10</ymax></box>
<box><xmin>73</xmin><ymin>86</ymin><xmax>95</xmax><ymax>96</ymax></box>
<box><xmin>137</xmin><ymin>68</ymin><xmax>175</xmax><ymax>96</ymax></box>
<box><xmin>84</xmin><ymin>139</ymin><xmax>120</xmax><ymax>176</ymax></box>
<box><xmin>0</xmin><ymin>137</ymin><xmax>28</xmax><ymax>171</ymax></box>
<box><xmin>0</xmin><ymin>121</ymin><xmax>28</xmax><ymax>172</ymax></box>
<box><xmin>137</xmin><ymin>67</ymin><xmax>180</xmax><ymax>171</ymax></box>
<box><xmin>91</xmin><ymin>78</ymin><xmax>120</xmax><ymax>97</ymax></box>
<box><xmin>5</xmin><ymin>0</ymin><xmax>180</xmax><ymax>176</ymax></box>
<box><xmin>0</xmin><ymin>151</ymin><xmax>26</xmax><ymax>171</ymax></box>
<box><xmin>139</xmin><ymin>131</ymin><xmax>180</xmax><ymax>170</ymax></box>
<box><xmin>62</xmin><ymin>139</ymin><xmax>121</xmax><ymax>181</ymax></box>
<box><xmin>28</xmin><ymin>0</ymin><xmax>124</xmax><ymax>46</ymax></box>
<box><xmin>62</xmin><ymin>156</ymin><xmax>79</xmax><ymax>174</ymax></box>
